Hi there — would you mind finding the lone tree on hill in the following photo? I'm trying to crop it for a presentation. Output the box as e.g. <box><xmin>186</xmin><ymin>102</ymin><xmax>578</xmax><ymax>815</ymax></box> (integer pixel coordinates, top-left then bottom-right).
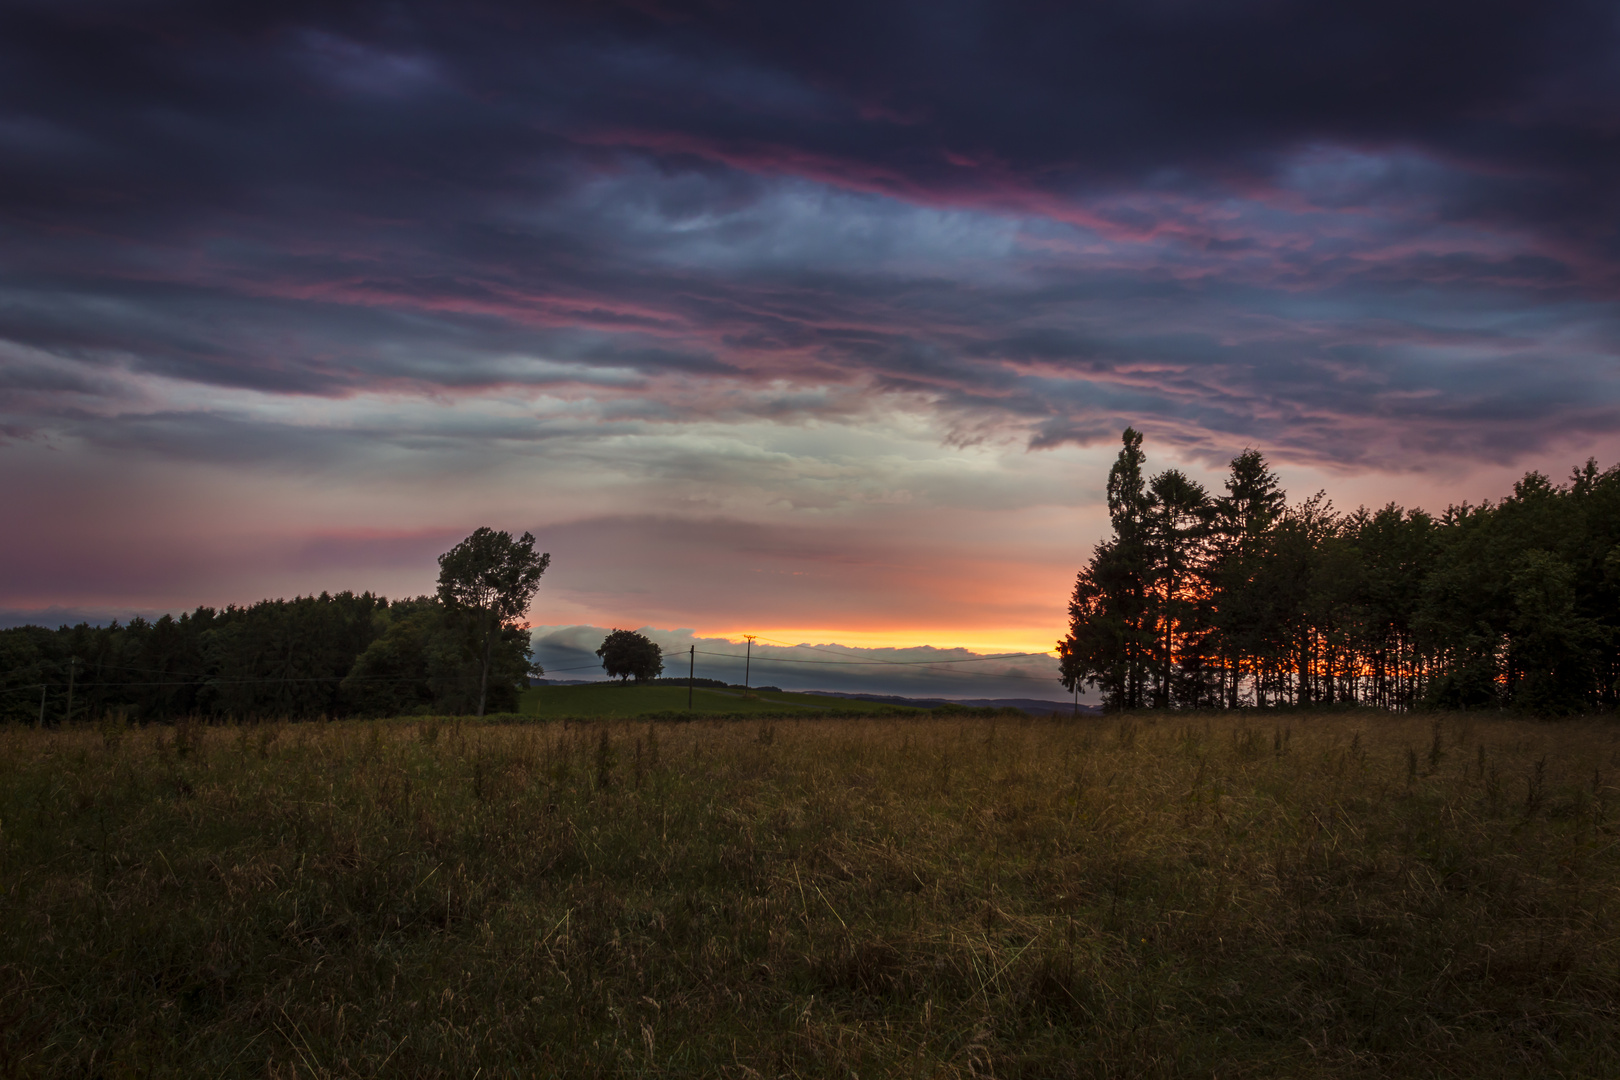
<box><xmin>437</xmin><ymin>527</ymin><xmax>550</xmax><ymax>716</ymax></box>
<box><xmin>596</xmin><ymin>629</ymin><xmax>663</xmax><ymax>683</ymax></box>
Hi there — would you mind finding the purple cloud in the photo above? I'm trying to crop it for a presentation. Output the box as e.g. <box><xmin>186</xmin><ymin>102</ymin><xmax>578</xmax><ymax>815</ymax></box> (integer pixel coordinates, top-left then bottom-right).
<box><xmin>3</xmin><ymin>0</ymin><xmax>1619</xmax><ymax>635</ymax></box>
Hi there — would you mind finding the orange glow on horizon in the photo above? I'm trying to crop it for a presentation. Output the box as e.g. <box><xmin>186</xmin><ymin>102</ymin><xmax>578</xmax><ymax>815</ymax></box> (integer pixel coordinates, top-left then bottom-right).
<box><xmin>703</xmin><ymin>626</ymin><xmax>1061</xmax><ymax>656</ymax></box>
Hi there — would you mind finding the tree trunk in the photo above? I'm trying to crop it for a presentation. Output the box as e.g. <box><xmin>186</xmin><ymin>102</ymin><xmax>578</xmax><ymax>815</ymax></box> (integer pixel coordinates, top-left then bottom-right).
<box><xmin>1162</xmin><ymin>572</ymin><xmax>1174</xmax><ymax>709</ymax></box>
<box><xmin>477</xmin><ymin>620</ymin><xmax>493</xmax><ymax>717</ymax></box>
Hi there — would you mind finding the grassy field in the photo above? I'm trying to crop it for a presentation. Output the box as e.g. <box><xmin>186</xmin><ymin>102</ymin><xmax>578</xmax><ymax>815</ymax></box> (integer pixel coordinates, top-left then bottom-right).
<box><xmin>519</xmin><ymin>682</ymin><xmax>919</xmax><ymax>718</ymax></box>
<box><xmin>3</xmin><ymin>710</ymin><xmax>1619</xmax><ymax>1077</ymax></box>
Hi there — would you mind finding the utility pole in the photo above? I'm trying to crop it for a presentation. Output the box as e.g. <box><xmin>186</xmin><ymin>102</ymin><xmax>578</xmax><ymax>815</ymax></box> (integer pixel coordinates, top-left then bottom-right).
<box><xmin>38</xmin><ymin>683</ymin><xmax>47</xmax><ymax>729</ymax></box>
<box><xmin>743</xmin><ymin>635</ymin><xmax>755</xmax><ymax>693</ymax></box>
<box><xmin>65</xmin><ymin>657</ymin><xmax>77</xmax><ymax>725</ymax></box>
<box><xmin>1072</xmin><ymin>680</ymin><xmax>1078</xmax><ymax>719</ymax></box>
<box><xmin>688</xmin><ymin>645</ymin><xmax>695</xmax><ymax>710</ymax></box>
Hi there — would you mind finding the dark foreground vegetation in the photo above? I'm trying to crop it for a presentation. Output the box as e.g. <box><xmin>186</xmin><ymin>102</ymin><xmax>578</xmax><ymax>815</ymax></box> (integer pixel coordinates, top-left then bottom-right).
<box><xmin>1063</xmin><ymin>430</ymin><xmax>1620</xmax><ymax>716</ymax></box>
<box><xmin>4</xmin><ymin>711</ymin><xmax>1619</xmax><ymax>1077</ymax></box>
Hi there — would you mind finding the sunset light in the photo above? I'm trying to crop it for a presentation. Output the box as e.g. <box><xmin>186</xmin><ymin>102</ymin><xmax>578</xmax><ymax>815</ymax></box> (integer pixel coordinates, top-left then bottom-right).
<box><xmin>6</xmin><ymin>2</ymin><xmax>1620</xmax><ymax>1073</ymax></box>
<box><xmin>708</xmin><ymin>629</ymin><xmax>1061</xmax><ymax>657</ymax></box>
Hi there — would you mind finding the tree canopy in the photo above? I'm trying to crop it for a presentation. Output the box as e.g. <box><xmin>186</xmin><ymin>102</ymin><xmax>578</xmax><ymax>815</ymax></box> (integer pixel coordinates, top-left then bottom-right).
<box><xmin>436</xmin><ymin>527</ymin><xmax>550</xmax><ymax>716</ymax></box>
<box><xmin>596</xmin><ymin>630</ymin><xmax>664</xmax><ymax>683</ymax></box>
<box><xmin>1061</xmin><ymin>430</ymin><xmax>1620</xmax><ymax>715</ymax></box>
<box><xmin>0</xmin><ymin>591</ymin><xmax>536</xmax><ymax>723</ymax></box>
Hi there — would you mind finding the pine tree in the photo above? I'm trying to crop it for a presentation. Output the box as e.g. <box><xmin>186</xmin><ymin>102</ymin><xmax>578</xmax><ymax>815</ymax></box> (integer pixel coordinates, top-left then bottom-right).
<box><xmin>1209</xmin><ymin>450</ymin><xmax>1285</xmax><ymax>707</ymax></box>
<box><xmin>1060</xmin><ymin>428</ymin><xmax>1157</xmax><ymax>710</ymax></box>
<box><xmin>1146</xmin><ymin>469</ymin><xmax>1212</xmax><ymax>707</ymax></box>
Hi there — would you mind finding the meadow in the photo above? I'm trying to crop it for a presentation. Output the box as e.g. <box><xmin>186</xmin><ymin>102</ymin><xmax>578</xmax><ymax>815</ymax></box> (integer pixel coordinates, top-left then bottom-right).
<box><xmin>2</xmin><ymin>710</ymin><xmax>1618</xmax><ymax>1077</ymax></box>
<box><xmin>518</xmin><ymin>683</ymin><xmax>920</xmax><ymax>718</ymax></box>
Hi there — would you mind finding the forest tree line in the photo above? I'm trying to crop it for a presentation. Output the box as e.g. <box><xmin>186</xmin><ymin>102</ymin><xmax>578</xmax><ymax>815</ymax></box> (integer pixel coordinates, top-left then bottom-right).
<box><xmin>0</xmin><ymin>528</ymin><xmax>548</xmax><ymax>723</ymax></box>
<box><xmin>0</xmin><ymin>593</ymin><xmax>534</xmax><ymax>724</ymax></box>
<box><xmin>1060</xmin><ymin>430</ymin><xmax>1620</xmax><ymax>715</ymax></box>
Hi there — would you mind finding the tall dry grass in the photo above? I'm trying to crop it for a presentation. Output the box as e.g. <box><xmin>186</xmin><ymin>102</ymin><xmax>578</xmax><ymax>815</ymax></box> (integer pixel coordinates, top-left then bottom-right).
<box><xmin>2</xmin><ymin>710</ymin><xmax>1618</xmax><ymax>1077</ymax></box>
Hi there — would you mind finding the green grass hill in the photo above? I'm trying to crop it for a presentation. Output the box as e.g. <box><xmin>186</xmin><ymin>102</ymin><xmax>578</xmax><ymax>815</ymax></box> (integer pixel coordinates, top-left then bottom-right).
<box><xmin>519</xmin><ymin>681</ymin><xmax>924</xmax><ymax>718</ymax></box>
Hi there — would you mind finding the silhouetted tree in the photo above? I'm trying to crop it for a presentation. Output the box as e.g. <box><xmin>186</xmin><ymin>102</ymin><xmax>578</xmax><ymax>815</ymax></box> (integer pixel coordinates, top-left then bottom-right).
<box><xmin>1058</xmin><ymin>432</ymin><xmax>1620</xmax><ymax>716</ymax></box>
<box><xmin>1104</xmin><ymin>428</ymin><xmax>1156</xmax><ymax>708</ymax></box>
<box><xmin>436</xmin><ymin>528</ymin><xmax>550</xmax><ymax>717</ymax></box>
<box><xmin>1209</xmin><ymin>449</ymin><xmax>1286</xmax><ymax>707</ymax></box>
<box><xmin>1060</xmin><ymin>540</ymin><xmax>1137</xmax><ymax>709</ymax></box>
<box><xmin>1060</xmin><ymin>428</ymin><xmax>1157</xmax><ymax>710</ymax></box>
<box><xmin>596</xmin><ymin>629</ymin><xmax>663</xmax><ymax>683</ymax></box>
<box><xmin>340</xmin><ymin>596</ymin><xmax>533</xmax><ymax>717</ymax></box>
<box><xmin>1146</xmin><ymin>468</ymin><xmax>1213</xmax><ymax>707</ymax></box>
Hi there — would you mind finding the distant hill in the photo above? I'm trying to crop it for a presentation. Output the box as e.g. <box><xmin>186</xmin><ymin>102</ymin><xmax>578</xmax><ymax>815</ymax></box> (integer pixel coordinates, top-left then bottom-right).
<box><xmin>532</xmin><ymin>677</ymin><xmax>756</xmax><ymax>689</ymax></box>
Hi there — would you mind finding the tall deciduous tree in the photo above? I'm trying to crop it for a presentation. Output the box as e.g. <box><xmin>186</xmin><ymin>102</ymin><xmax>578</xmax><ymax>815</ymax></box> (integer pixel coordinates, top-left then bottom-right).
<box><xmin>596</xmin><ymin>630</ymin><xmax>664</xmax><ymax>683</ymax></box>
<box><xmin>436</xmin><ymin>528</ymin><xmax>550</xmax><ymax>716</ymax></box>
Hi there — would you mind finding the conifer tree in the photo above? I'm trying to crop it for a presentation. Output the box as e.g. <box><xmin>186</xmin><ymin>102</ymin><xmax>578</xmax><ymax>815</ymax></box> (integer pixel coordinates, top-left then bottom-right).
<box><xmin>1210</xmin><ymin>450</ymin><xmax>1285</xmax><ymax>707</ymax></box>
<box><xmin>1146</xmin><ymin>469</ymin><xmax>1212</xmax><ymax>707</ymax></box>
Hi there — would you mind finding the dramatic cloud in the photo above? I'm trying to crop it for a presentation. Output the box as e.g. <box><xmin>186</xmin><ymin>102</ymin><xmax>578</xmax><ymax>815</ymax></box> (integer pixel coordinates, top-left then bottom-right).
<box><xmin>3</xmin><ymin>0</ymin><xmax>1618</xmax><ymax>666</ymax></box>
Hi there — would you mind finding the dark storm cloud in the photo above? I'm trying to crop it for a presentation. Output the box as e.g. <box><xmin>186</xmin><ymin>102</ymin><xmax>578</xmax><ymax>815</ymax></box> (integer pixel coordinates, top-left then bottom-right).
<box><xmin>545</xmin><ymin>2</ymin><xmax>1620</xmax><ymax>243</ymax></box>
<box><xmin>5</xmin><ymin>0</ymin><xmax>1615</xmax><ymax>231</ymax></box>
<box><xmin>1</xmin><ymin>0</ymin><xmax>1617</xmax><ymax>469</ymax></box>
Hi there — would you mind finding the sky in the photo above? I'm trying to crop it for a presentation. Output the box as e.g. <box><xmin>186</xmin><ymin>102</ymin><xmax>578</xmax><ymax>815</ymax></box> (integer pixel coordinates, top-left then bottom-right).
<box><xmin>4</xmin><ymin>1</ymin><xmax>1620</xmax><ymax>698</ymax></box>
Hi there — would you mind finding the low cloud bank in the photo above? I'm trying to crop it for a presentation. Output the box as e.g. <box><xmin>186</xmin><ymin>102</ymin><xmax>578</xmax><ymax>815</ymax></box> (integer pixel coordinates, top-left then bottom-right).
<box><xmin>530</xmin><ymin>625</ymin><xmax>1076</xmax><ymax>702</ymax></box>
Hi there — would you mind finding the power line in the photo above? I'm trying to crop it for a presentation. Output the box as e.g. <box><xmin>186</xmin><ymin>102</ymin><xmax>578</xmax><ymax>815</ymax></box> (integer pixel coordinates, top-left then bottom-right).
<box><xmin>0</xmin><ymin>683</ymin><xmax>47</xmax><ymax>696</ymax></box>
